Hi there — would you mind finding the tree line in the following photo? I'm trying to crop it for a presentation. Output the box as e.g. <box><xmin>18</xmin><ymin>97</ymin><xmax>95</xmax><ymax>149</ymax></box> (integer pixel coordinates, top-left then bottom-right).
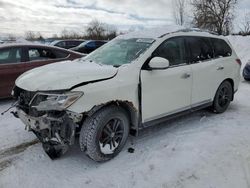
<box><xmin>25</xmin><ymin>0</ymin><xmax>250</xmax><ymax>40</ymax></box>
<box><xmin>172</xmin><ymin>0</ymin><xmax>250</xmax><ymax>36</ymax></box>
<box><xmin>25</xmin><ymin>19</ymin><xmax>118</xmax><ymax>41</ymax></box>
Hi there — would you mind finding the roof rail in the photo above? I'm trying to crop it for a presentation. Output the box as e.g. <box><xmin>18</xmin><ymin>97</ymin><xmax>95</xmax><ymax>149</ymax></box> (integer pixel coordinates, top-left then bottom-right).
<box><xmin>159</xmin><ymin>28</ymin><xmax>218</xmax><ymax>38</ymax></box>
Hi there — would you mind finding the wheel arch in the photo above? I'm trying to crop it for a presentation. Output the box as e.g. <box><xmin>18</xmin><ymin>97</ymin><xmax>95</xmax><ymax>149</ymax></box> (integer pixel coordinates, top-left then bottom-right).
<box><xmin>223</xmin><ymin>78</ymin><xmax>234</xmax><ymax>101</ymax></box>
<box><xmin>83</xmin><ymin>100</ymin><xmax>140</xmax><ymax>135</ymax></box>
<box><xmin>214</xmin><ymin>78</ymin><xmax>234</xmax><ymax>102</ymax></box>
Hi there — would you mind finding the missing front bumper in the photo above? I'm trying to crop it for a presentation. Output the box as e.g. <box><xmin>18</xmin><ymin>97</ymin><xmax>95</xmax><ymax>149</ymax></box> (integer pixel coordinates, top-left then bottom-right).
<box><xmin>16</xmin><ymin>108</ymin><xmax>81</xmax><ymax>159</ymax></box>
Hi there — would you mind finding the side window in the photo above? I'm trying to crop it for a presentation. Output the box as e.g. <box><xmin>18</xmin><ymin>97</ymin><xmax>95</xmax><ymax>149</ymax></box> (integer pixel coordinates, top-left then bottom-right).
<box><xmin>96</xmin><ymin>41</ymin><xmax>105</xmax><ymax>47</ymax></box>
<box><xmin>211</xmin><ymin>38</ymin><xmax>232</xmax><ymax>58</ymax></box>
<box><xmin>28</xmin><ymin>48</ymin><xmax>56</xmax><ymax>61</ymax></box>
<box><xmin>153</xmin><ymin>37</ymin><xmax>186</xmax><ymax>66</ymax></box>
<box><xmin>0</xmin><ymin>48</ymin><xmax>22</xmax><ymax>64</ymax></box>
<box><xmin>66</xmin><ymin>41</ymin><xmax>76</xmax><ymax>48</ymax></box>
<box><xmin>86</xmin><ymin>41</ymin><xmax>95</xmax><ymax>48</ymax></box>
<box><xmin>55</xmin><ymin>41</ymin><xmax>65</xmax><ymax>48</ymax></box>
<box><xmin>54</xmin><ymin>50</ymin><xmax>70</xmax><ymax>58</ymax></box>
<box><xmin>186</xmin><ymin>37</ymin><xmax>213</xmax><ymax>63</ymax></box>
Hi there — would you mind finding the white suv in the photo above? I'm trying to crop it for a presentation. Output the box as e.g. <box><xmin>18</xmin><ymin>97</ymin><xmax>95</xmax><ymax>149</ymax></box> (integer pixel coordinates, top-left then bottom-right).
<box><xmin>13</xmin><ymin>26</ymin><xmax>241</xmax><ymax>161</ymax></box>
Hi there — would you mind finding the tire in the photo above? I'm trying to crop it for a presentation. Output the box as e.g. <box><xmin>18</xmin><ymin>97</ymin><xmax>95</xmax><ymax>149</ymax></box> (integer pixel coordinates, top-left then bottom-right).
<box><xmin>212</xmin><ymin>81</ymin><xmax>233</xmax><ymax>114</ymax></box>
<box><xmin>79</xmin><ymin>105</ymin><xmax>130</xmax><ymax>162</ymax></box>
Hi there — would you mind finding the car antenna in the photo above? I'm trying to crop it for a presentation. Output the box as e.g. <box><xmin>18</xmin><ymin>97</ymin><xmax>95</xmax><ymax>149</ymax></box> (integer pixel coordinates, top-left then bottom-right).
<box><xmin>1</xmin><ymin>101</ymin><xmax>18</xmax><ymax>116</ymax></box>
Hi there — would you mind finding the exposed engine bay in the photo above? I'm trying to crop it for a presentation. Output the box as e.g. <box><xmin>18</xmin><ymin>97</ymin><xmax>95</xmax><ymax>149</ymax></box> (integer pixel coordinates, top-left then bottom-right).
<box><xmin>13</xmin><ymin>87</ymin><xmax>83</xmax><ymax>159</ymax></box>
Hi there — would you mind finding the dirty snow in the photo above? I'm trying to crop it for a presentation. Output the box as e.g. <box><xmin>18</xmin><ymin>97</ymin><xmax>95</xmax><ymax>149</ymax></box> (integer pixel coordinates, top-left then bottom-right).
<box><xmin>0</xmin><ymin>36</ymin><xmax>250</xmax><ymax>188</ymax></box>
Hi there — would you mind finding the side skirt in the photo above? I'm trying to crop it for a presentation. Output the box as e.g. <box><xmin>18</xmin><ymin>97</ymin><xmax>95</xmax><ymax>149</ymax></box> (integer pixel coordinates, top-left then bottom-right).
<box><xmin>141</xmin><ymin>101</ymin><xmax>213</xmax><ymax>129</ymax></box>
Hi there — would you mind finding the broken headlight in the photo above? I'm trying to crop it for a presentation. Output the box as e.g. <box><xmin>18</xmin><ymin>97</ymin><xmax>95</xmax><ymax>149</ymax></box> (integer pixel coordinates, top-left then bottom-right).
<box><xmin>31</xmin><ymin>91</ymin><xmax>83</xmax><ymax>111</ymax></box>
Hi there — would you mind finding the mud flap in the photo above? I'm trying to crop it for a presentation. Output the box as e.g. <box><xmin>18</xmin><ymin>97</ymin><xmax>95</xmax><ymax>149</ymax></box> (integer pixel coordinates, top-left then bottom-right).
<box><xmin>42</xmin><ymin>141</ymin><xmax>68</xmax><ymax>160</ymax></box>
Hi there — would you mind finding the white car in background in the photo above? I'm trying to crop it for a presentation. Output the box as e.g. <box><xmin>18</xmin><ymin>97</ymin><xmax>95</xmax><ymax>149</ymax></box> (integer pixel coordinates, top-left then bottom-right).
<box><xmin>0</xmin><ymin>40</ymin><xmax>4</xmax><ymax>44</ymax></box>
<box><xmin>13</xmin><ymin>26</ymin><xmax>241</xmax><ymax>162</ymax></box>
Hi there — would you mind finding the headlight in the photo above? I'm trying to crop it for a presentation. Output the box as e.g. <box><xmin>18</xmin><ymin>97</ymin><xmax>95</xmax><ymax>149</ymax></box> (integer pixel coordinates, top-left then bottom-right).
<box><xmin>31</xmin><ymin>91</ymin><xmax>83</xmax><ymax>111</ymax></box>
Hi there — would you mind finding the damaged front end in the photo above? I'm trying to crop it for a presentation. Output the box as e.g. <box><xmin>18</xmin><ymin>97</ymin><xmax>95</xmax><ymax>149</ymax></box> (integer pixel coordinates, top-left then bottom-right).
<box><xmin>13</xmin><ymin>87</ymin><xmax>83</xmax><ymax>159</ymax></box>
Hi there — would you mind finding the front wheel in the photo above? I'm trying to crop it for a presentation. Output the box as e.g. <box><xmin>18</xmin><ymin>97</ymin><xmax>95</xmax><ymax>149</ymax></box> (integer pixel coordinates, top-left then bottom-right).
<box><xmin>79</xmin><ymin>106</ymin><xmax>130</xmax><ymax>162</ymax></box>
<box><xmin>212</xmin><ymin>81</ymin><xmax>233</xmax><ymax>114</ymax></box>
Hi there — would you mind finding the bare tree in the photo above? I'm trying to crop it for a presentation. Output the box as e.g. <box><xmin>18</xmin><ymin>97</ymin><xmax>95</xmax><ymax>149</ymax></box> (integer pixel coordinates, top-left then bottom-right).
<box><xmin>25</xmin><ymin>31</ymin><xmax>36</xmax><ymax>40</ymax></box>
<box><xmin>85</xmin><ymin>19</ymin><xmax>105</xmax><ymax>40</ymax></box>
<box><xmin>8</xmin><ymin>34</ymin><xmax>16</xmax><ymax>41</ymax></box>
<box><xmin>104</xmin><ymin>24</ymin><xmax>117</xmax><ymax>40</ymax></box>
<box><xmin>192</xmin><ymin>0</ymin><xmax>238</xmax><ymax>35</ymax></box>
<box><xmin>239</xmin><ymin>12</ymin><xmax>250</xmax><ymax>35</ymax></box>
<box><xmin>25</xmin><ymin>31</ymin><xmax>44</xmax><ymax>40</ymax></box>
<box><xmin>172</xmin><ymin>0</ymin><xmax>186</xmax><ymax>25</ymax></box>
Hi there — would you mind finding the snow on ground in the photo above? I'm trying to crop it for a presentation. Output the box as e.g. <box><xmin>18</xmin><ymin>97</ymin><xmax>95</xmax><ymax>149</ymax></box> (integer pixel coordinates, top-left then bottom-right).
<box><xmin>227</xmin><ymin>35</ymin><xmax>250</xmax><ymax>67</ymax></box>
<box><xmin>0</xmin><ymin>100</ymin><xmax>35</xmax><ymax>150</ymax></box>
<box><xmin>0</xmin><ymin>36</ymin><xmax>250</xmax><ymax>188</ymax></box>
<box><xmin>0</xmin><ymin>81</ymin><xmax>250</xmax><ymax>188</ymax></box>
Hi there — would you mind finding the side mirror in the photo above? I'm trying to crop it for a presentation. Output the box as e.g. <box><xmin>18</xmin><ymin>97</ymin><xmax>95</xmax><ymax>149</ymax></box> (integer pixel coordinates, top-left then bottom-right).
<box><xmin>148</xmin><ymin>57</ymin><xmax>170</xmax><ymax>70</ymax></box>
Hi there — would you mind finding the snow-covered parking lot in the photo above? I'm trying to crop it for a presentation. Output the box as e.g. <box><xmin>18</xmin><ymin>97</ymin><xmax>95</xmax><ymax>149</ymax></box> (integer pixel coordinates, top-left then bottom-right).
<box><xmin>0</xmin><ymin>36</ymin><xmax>250</xmax><ymax>188</ymax></box>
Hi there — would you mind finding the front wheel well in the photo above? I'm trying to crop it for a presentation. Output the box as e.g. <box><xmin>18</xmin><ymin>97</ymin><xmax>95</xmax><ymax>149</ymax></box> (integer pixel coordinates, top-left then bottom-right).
<box><xmin>82</xmin><ymin>101</ymin><xmax>139</xmax><ymax>135</ymax></box>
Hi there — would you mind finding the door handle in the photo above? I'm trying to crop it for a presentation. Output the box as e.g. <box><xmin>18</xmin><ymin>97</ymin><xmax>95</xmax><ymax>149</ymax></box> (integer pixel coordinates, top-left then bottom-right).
<box><xmin>217</xmin><ymin>66</ymin><xmax>224</xmax><ymax>70</ymax></box>
<box><xmin>182</xmin><ymin>73</ymin><xmax>191</xmax><ymax>79</ymax></box>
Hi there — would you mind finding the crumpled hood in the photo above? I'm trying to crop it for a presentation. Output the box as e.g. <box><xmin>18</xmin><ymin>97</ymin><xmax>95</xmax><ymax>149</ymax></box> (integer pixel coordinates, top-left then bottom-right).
<box><xmin>15</xmin><ymin>60</ymin><xmax>117</xmax><ymax>91</ymax></box>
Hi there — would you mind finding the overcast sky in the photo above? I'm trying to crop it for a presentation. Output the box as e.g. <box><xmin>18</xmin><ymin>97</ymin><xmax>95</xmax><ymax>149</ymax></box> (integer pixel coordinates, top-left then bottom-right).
<box><xmin>0</xmin><ymin>0</ymin><xmax>250</xmax><ymax>37</ymax></box>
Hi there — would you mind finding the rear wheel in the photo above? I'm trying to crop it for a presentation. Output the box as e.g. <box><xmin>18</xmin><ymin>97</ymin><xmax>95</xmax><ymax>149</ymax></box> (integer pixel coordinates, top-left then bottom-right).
<box><xmin>212</xmin><ymin>81</ymin><xmax>233</xmax><ymax>114</ymax></box>
<box><xmin>79</xmin><ymin>106</ymin><xmax>130</xmax><ymax>162</ymax></box>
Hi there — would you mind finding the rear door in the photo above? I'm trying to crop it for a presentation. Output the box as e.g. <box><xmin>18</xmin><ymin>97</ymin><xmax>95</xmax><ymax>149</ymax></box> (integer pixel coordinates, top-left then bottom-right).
<box><xmin>187</xmin><ymin>37</ymin><xmax>226</xmax><ymax>106</ymax></box>
<box><xmin>0</xmin><ymin>47</ymin><xmax>25</xmax><ymax>98</ymax></box>
<box><xmin>23</xmin><ymin>47</ymin><xmax>70</xmax><ymax>70</ymax></box>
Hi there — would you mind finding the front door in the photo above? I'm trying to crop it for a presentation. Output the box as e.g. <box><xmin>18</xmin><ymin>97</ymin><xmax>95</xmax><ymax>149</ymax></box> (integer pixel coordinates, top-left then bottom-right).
<box><xmin>141</xmin><ymin>37</ymin><xmax>192</xmax><ymax>123</ymax></box>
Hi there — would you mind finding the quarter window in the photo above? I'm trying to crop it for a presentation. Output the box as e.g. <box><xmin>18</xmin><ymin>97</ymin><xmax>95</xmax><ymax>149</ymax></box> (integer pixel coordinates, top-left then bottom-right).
<box><xmin>55</xmin><ymin>41</ymin><xmax>65</xmax><ymax>48</ymax></box>
<box><xmin>186</xmin><ymin>37</ymin><xmax>213</xmax><ymax>63</ymax></box>
<box><xmin>153</xmin><ymin>37</ymin><xmax>186</xmax><ymax>66</ymax></box>
<box><xmin>211</xmin><ymin>38</ymin><xmax>232</xmax><ymax>58</ymax></box>
<box><xmin>0</xmin><ymin>48</ymin><xmax>22</xmax><ymax>64</ymax></box>
<box><xmin>54</xmin><ymin>50</ymin><xmax>69</xmax><ymax>58</ymax></box>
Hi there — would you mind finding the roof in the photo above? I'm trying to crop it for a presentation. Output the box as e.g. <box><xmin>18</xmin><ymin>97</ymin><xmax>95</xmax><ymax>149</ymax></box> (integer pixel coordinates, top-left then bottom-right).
<box><xmin>0</xmin><ymin>43</ymin><xmax>63</xmax><ymax>49</ymax></box>
<box><xmin>116</xmin><ymin>25</ymin><xmax>221</xmax><ymax>40</ymax></box>
<box><xmin>50</xmin><ymin>39</ymin><xmax>85</xmax><ymax>45</ymax></box>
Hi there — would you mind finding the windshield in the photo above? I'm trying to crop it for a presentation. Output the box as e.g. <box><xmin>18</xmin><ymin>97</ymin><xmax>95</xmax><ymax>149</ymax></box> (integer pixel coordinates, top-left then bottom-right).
<box><xmin>83</xmin><ymin>38</ymin><xmax>154</xmax><ymax>66</ymax></box>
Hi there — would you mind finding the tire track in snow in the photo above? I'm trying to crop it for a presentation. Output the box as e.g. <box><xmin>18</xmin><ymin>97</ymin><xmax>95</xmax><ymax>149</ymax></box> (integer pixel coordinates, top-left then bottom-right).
<box><xmin>0</xmin><ymin>139</ymin><xmax>39</xmax><ymax>171</ymax></box>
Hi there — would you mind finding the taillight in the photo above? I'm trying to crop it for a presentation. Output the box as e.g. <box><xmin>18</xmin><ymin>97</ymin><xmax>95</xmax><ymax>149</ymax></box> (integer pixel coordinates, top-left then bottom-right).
<box><xmin>236</xmin><ymin>59</ymin><xmax>242</xmax><ymax>66</ymax></box>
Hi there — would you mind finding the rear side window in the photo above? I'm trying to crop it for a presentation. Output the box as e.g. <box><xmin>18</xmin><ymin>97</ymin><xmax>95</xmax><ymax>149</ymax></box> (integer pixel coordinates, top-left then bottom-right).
<box><xmin>0</xmin><ymin>48</ymin><xmax>21</xmax><ymax>64</ymax></box>
<box><xmin>54</xmin><ymin>50</ymin><xmax>69</xmax><ymax>58</ymax></box>
<box><xmin>96</xmin><ymin>41</ymin><xmax>106</xmax><ymax>47</ymax></box>
<box><xmin>28</xmin><ymin>48</ymin><xmax>57</xmax><ymax>61</ymax></box>
<box><xmin>73</xmin><ymin>41</ymin><xmax>83</xmax><ymax>46</ymax></box>
<box><xmin>86</xmin><ymin>41</ymin><xmax>96</xmax><ymax>48</ymax></box>
<box><xmin>186</xmin><ymin>37</ymin><xmax>213</xmax><ymax>63</ymax></box>
<box><xmin>55</xmin><ymin>41</ymin><xmax>66</xmax><ymax>48</ymax></box>
<box><xmin>211</xmin><ymin>38</ymin><xmax>232</xmax><ymax>58</ymax></box>
<box><xmin>153</xmin><ymin>37</ymin><xmax>187</xmax><ymax>66</ymax></box>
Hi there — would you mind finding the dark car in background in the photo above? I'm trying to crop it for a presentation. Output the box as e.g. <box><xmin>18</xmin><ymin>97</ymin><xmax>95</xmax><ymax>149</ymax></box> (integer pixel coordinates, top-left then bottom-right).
<box><xmin>70</xmin><ymin>40</ymin><xmax>107</xmax><ymax>54</ymax></box>
<box><xmin>243</xmin><ymin>60</ymin><xmax>250</xmax><ymax>81</ymax></box>
<box><xmin>0</xmin><ymin>43</ymin><xmax>83</xmax><ymax>98</ymax></box>
<box><xmin>50</xmin><ymin>39</ymin><xmax>85</xmax><ymax>49</ymax></box>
